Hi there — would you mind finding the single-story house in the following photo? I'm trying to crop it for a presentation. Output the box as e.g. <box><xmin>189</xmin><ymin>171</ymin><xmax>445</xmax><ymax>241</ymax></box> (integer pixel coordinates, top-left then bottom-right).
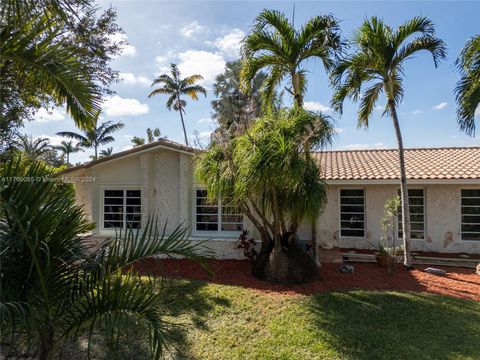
<box><xmin>60</xmin><ymin>139</ymin><xmax>480</xmax><ymax>258</ymax></box>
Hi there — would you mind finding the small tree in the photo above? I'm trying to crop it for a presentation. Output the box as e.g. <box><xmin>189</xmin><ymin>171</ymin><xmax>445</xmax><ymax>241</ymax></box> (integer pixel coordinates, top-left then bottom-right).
<box><xmin>196</xmin><ymin>108</ymin><xmax>334</xmax><ymax>284</ymax></box>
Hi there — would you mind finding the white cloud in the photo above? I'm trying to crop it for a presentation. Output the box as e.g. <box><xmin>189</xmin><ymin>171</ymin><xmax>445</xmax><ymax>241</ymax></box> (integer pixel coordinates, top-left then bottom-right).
<box><xmin>432</xmin><ymin>102</ymin><xmax>448</xmax><ymax>110</ymax></box>
<box><xmin>180</xmin><ymin>21</ymin><xmax>205</xmax><ymax>38</ymax></box>
<box><xmin>212</xmin><ymin>29</ymin><xmax>245</xmax><ymax>59</ymax></box>
<box><xmin>303</xmin><ymin>101</ymin><xmax>332</xmax><ymax>112</ymax></box>
<box><xmin>123</xmin><ymin>134</ymin><xmax>133</xmax><ymax>138</ymax></box>
<box><xmin>177</xmin><ymin>50</ymin><xmax>226</xmax><ymax>85</ymax></box>
<box><xmin>34</xmin><ymin>108</ymin><xmax>65</xmax><ymax>123</ymax></box>
<box><xmin>475</xmin><ymin>106</ymin><xmax>480</xmax><ymax>117</ymax></box>
<box><xmin>198</xmin><ymin>118</ymin><xmax>214</xmax><ymax>124</ymax></box>
<box><xmin>119</xmin><ymin>72</ymin><xmax>151</xmax><ymax>87</ymax></box>
<box><xmin>412</xmin><ymin>109</ymin><xmax>423</xmax><ymax>115</ymax></box>
<box><xmin>108</xmin><ymin>33</ymin><xmax>136</xmax><ymax>57</ymax></box>
<box><xmin>36</xmin><ymin>134</ymin><xmax>65</xmax><ymax>146</ymax></box>
<box><xmin>374</xmin><ymin>105</ymin><xmax>385</xmax><ymax>111</ymax></box>
<box><xmin>121</xmin><ymin>145</ymin><xmax>133</xmax><ymax>151</ymax></box>
<box><xmin>102</xmin><ymin>95</ymin><xmax>149</xmax><ymax>117</ymax></box>
<box><xmin>334</xmin><ymin>127</ymin><xmax>343</xmax><ymax>134</ymax></box>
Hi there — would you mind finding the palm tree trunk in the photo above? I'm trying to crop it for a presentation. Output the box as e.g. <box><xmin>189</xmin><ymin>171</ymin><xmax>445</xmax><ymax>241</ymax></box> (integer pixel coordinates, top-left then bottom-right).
<box><xmin>177</xmin><ymin>94</ymin><xmax>189</xmax><ymax>147</ymax></box>
<box><xmin>94</xmin><ymin>145</ymin><xmax>98</xmax><ymax>160</ymax></box>
<box><xmin>179</xmin><ymin>108</ymin><xmax>189</xmax><ymax>147</ymax></box>
<box><xmin>66</xmin><ymin>152</ymin><xmax>69</xmax><ymax>164</ymax></box>
<box><xmin>388</xmin><ymin>100</ymin><xmax>412</xmax><ymax>267</ymax></box>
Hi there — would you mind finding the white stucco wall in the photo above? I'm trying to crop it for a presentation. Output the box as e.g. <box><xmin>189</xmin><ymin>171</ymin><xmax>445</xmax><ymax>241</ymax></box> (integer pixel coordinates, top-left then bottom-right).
<box><xmin>315</xmin><ymin>182</ymin><xmax>480</xmax><ymax>254</ymax></box>
<box><xmin>68</xmin><ymin>149</ymin><xmax>480</xmax><ymax>257</ymax></box>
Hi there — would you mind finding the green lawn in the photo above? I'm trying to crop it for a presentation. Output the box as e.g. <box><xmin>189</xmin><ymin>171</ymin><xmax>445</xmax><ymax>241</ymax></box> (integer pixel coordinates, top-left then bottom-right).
<box><xmin>66</xmin><ymin>278</ymin><xmax>480</xmax><ymax>360</ymax></box>
<box><xmin>158</xmin><ymin>279</ymin><xmax>480</xmax><ymax>360</ymax></box>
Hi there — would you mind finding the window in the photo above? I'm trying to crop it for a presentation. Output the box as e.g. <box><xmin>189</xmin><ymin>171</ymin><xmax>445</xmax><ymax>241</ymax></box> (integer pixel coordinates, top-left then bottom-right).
<box><xmin>398</xmin><ymin>189</ymin><xmax>425</xmax><ymax>239</ymax></box>
<box><xmin>461</xmin><ymin>189</ymin><xmax>480</xmax><ymax>241</ymax></box>
<box><xmin>195</xmin><ymin>189</ymin><xmax>243</xmax><ymax>233</ymax></box>
<box><xmin>103</xmin><ymin>189</ymin><xmax>141</xmax><ymax>229</ymax></box>
<box><xmin>340</xmin><ymin>189</ymin><xmax>365</xmax><ymax>237</ymax></box>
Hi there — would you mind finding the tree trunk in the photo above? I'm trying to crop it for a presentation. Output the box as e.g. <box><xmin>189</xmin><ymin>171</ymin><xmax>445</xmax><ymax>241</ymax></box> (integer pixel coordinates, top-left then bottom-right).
<box><xmin>263</xmin><ymin>233</ymin><xmax>319</xmax><ymax>284</ymax></box>
<box><xmin>178</xmin><ymin>95</ymin><xmax>189</xmax><ymax>147</ymax></box>
<box><xmin>311</xmin><ymin>219</ymin><xmax>318</xmax><ymax>265</ymax></box>
<box><xmin>66</xmin><ymin>152</ymin><xmax>69</xmax><ymax>164</ymax></box>
<box><xmin>94</xmin><ymin>143</ymin><xmax>98</xmax><ymax>160</ymax></box>
<box><xmin>388</xmin><ymin>100</ymin><xmax>412</xmax><ymax>267</ymax></box>
<box><xmin>39</xmin><ymin>324</ymin><xmax>55</xmax><ymax>360</ymax></box>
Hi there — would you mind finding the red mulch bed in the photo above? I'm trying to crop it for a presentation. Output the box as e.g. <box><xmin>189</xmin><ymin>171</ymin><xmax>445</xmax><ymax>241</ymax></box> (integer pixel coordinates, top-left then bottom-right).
<box><xmin>133</xmin><ymin>259</ymin><xmax>480</xmax><ymax>302</ymax></box>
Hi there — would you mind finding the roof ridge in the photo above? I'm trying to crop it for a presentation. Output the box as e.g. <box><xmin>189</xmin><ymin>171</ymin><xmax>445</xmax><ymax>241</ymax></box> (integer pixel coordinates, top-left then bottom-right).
<box><xmin>313</xmin><ymin>145</ymin><xmax>480</xmax><ymax>154</ymax></box>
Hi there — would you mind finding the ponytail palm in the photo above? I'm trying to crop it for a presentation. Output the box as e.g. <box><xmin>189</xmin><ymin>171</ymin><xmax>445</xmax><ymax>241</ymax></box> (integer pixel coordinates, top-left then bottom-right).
<box><xmin>331</xmin><ymin>16</ymin><xmax>446</xmax><ymax>266</ymax></box>
<box><xmin>240</xmin><ymin>9</ymin><xmax>342</xmax><ymax>108</ymax></box>
<box><xmin>149</xmin><ymin>63</ymin><xmax>207</xmax><ymax>146</ymax></box>
<box><xmin>455</xmin><ymin>35</ymin><xmax>480</xmax><ymax>136</ymax></box>
<box><xmin>196</xmin><ymin>109</ymin><xmax>334</xmax><ymax>283</ymax></box>
<box><xmin>0</xmin><ymin>159</ymin><xmax>212</xmax><ymax>360</ymax></box>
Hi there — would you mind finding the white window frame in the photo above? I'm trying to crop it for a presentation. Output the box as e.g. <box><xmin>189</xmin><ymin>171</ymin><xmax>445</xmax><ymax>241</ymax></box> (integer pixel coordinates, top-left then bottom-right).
<box><xmin>397</xmin><ymin>188</ymin><xmax>426</xmax><ymax>241</ymax></box>
<box><xmin>339</xmin><ymin>188</ymin><xmax>366</xmax><ymax>239</ymax></box>
<box><xmin>193</xmin><ymin>187</ymin><xmax>243</xmax><ymax>237</ymax></box>
<box><xmin>460</xmin><ymin>188</ymin><xmax>480</xmax><ymax>241</ymax></box>
<box><xmin>100</xmin><ymin>185</ymin><xmax>142</xmax><ymax>232</ymax></box>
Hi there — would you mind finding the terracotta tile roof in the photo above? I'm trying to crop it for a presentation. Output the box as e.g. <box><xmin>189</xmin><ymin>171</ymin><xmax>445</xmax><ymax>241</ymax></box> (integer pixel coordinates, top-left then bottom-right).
<box><xmin>314</xmin><ymin>147</ymin><xmax>480</xmax><ymax>181</ymax></box>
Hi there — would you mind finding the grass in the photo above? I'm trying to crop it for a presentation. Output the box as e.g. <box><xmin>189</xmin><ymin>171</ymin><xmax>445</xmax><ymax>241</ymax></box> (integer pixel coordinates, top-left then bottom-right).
<box><xmin>64</xmin><ymin>278</ymin><xmax>480</xmax><ymax>360</ymax></box>
<box><xmin>159</xmin><ymin>279</ymin><xmax>480</xmax><ymax>360</ymax></box>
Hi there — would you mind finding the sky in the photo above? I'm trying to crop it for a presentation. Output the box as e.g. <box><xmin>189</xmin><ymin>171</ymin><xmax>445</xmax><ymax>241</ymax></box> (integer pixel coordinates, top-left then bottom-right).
<box><xmin>24</xmin><ymin>0</ymin><xmax>480</xmax><ymax>163</ymax></box>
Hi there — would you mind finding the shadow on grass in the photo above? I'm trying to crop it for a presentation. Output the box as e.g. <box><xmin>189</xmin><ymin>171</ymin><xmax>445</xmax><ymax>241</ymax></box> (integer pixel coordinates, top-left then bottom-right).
<box><xmin>307</xmin><ymin>291</ymin><xmax>480</xmax><ymax>360</ymax></box>
<box><xmin>157</xmin><ymin>278</ymin><xmax>232</xmax><ymax>359</ymax></box>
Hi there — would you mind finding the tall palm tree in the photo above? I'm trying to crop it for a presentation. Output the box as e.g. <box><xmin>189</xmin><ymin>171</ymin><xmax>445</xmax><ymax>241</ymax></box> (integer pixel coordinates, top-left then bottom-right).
<box><xmin>240</xmin><ymin>9</ymin><xmax>342</xmax><ymax>262</ymax></box>
<box><xmin>54</xmin><ymin>140</ymin><xmax>83</xmax><ymax>164</ymax></box>
<box><xmin>455</xmin><ymin>35</ymin><xmax>480</xmax><ymax>136</ymax></box>
<box><xmin>240</xmin><ymin>9</ymin><xmax>342</xmax><ymax>108</ymax></box>
<box><xmin>331</xmin><ymin>17</ymin><xmax>446</xmax><ymax>267</ymax></box>
<box><xmin>14</xmin><ymin>134</ymin><xmax>51</xmax><ymax>161</ymax></box>
<box><xmin>148</xmin><ymin>63</ymin><xmax>207</xmax><ymax>146</ymax></box>
<box><xmin>57</xmin><ymin>118</ymin><xmax>124</xmax><ymax>160</ymax></box>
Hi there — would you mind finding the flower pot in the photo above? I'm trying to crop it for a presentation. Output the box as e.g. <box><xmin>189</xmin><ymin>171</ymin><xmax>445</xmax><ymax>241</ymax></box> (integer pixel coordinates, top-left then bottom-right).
<box><xmin>375</xmin><ymin>254</ymin><xmax>394</xmax><ymax>268</ymax></box>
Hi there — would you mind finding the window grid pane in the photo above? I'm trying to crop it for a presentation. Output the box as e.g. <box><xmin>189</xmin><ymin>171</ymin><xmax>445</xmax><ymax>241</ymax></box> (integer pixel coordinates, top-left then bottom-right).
<box><xmin>195</xmin><ymin>189</ymin><xmax>243</xmax><ymax>232</ymax></box>
<box><xmin>104</xmin><ymin>189</ymin><xmax>141</xmax><ymax>230</ymax></box>
<box><xmin>340</xmin><ymin>189</ymin><xmax>365</xmax><ymax>238</ymax></box>
<box><xmin>461</xmin><ymin>190</ymin><xmax>480</xmax><ymax>240</ymax></box>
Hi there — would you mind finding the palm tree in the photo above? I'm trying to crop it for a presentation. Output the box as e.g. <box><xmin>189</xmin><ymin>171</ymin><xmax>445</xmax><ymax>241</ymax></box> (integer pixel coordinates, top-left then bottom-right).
<box><xmin>0</xmin><ymin>159</ymin><xmax>212</xmax><ymax>360</ymax></box>
<box><xmin>455</xmin><ymin>35</ymin><xmax>480</xmax><ymax>136</ymax></box>
<box><xmin>148</xmin><ymin>63</ymin><xmax>207</xmax><ymax>146</ymax></box>
<box><xmin>240</xmin><ymin>9</ymin><xmax>342</xmax><ymax>108</ymax></box>
<box><xmin>331</xmin><ymin>17</ymin><xmax>446</xmax><ymax>267</ymax></box>
<box><xmin>14</xmin><ymin>134</ymin><xmax>51</xmax><ymax>161</ymax></box>
<box><xmin>99</xmin><ymin>147</ymin><xmax>113</xmax><ymax>157</ymax></box>
<box><xmin>0</xmin><ymin>3</ymin><xmax>101</xmax><ymax>130</ymax></box>
<box><xmin>240</xmin><ymin>10</ymin><xmax>342</xmax><ymax>262</ymax></box>
<box><xmin>54</xmin><ymin>140</ymin><xmax>83</xmax><ymax>164</ymax></box>
<box><xmin>57</xmin><ymin>118</ymin><xmax>124</xmax><ymax>160</ymax></box>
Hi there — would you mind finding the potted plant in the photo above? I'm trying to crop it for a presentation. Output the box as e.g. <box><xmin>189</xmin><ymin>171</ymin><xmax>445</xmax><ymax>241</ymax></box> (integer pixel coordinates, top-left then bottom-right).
<box><xmin>371</xmin><ymin>196</ymin><xmax>403</xmax><ymax>274</ymax></box>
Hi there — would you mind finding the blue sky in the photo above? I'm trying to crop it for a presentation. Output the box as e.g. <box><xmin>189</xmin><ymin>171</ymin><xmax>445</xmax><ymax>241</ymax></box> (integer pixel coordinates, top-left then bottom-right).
<box><xmin>25</xmin><ymin>0</ymin><xmax>480</xmax><ymax>163</ymax></box>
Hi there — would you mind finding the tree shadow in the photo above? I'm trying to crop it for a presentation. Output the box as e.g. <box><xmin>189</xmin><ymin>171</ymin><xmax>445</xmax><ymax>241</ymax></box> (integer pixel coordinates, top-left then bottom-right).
<box><xmin>306</xmin><ymin>291</ymin><xmax>480</xmax><ymax>360</ymax></box>
<box><xmin>157</xmin><ymin>278</ymin><xmax>232</xmax><ymax>359</ymax></box>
